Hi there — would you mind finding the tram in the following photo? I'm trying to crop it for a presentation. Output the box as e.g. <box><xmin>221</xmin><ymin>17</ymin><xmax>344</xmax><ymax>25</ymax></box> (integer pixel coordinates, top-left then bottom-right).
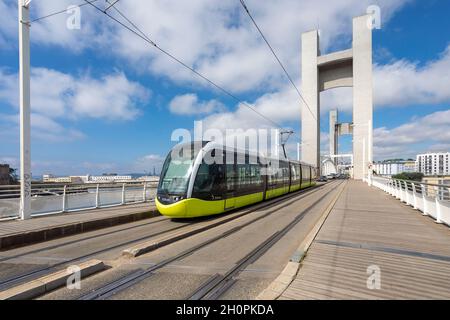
<box><xmin>156</xmin><ymin>141</ymin><xmax>317</xmax><ymax>218</ymax></box>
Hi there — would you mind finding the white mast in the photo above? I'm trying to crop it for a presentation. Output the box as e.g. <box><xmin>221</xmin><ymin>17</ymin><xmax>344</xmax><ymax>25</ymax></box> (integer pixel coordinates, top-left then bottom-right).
<box><xmin>19</xmin><ymin>0</ymin><xmax>32</xmax><ymax>220</ymax></box>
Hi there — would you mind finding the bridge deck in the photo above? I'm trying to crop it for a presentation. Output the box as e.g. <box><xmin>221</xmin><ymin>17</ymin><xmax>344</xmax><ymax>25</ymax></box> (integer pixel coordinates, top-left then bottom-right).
<box><xmin>280</xmin><ymin>180</ymin><xmax>450</xmax><ymax>300</ymax></box>
<box><xmin>0</xmin><ymin>202</ymin><xmax>157</xmax><ymax>250</ymax></box>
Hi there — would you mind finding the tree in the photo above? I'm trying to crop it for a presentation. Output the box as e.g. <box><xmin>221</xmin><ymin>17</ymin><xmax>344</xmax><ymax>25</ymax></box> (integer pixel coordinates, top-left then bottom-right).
<box><xmin>392</xmin><ymin>172</ymin><xmax>424</xmax><ymax>181</ymax></box>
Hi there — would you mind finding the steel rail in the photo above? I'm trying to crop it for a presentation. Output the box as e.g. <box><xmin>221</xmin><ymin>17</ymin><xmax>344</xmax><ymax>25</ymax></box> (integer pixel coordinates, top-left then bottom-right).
<box><xmin>77</xmin><ymin>181</ymin><xmax>339</xmax><ymax>300</ymax></box>
<box><xmin>0</xmin><ymin>182</ymin><xmax>325</xmax><ymax>293</ymax></box>
<box><xmin>187</xmin><ymin>181</ymin><xmax>345</xmax><ymax>300</ymax></box>
<box><xmin>0</xmin><ymin>218</ymin><xmax>187</xmax><ymax>291</ymax></box>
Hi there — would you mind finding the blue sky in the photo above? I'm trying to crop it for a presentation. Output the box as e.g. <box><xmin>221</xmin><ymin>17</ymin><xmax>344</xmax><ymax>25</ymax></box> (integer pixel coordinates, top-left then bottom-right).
<box><xmin>0</xmin><ymin>0</ymin><xmax>449</xmax><ymax>176</ymax></box>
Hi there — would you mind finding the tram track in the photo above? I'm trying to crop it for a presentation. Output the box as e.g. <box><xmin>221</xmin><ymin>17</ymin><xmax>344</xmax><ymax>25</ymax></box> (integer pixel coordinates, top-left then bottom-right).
<box><xmin>187</xmin><ymin>180</ymin><xmax>345</xmax><ymax>300</ymax></box>
<box><xmin>76</xmin><ymin>180</ymin><xmax>342</xmax><ymax>300</ymax></box>
<box><xmin>0</xmin><ymin>220</ymin><xmax>187</xmax><ymax>291</ymax></box>
<box><xmin>0</xmin><ymin>182</ymin><xmax>326</xmax><ymax>294</ymax></box>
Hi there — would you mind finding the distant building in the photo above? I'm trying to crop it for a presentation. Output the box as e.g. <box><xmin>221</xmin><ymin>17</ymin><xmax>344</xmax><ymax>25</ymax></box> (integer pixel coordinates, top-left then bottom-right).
<box><xmin>422</xmin><ymin>175</ymin><xmax>450</xmax><ymax>199</ymax></box>
<box><xmin>137</xmin><ymin>176</ymin><xmax>159</xmax><ymax>182</ymax></box>
<box><xmin>89</xmin><ymin>175</ymin><xmax>132</xmax><ymax>183</ymax></box>
<box><xmin>42</xmin><ymin>173</ymin><xmax>135</xmax><ymax>184</ymax></box>
<box><xmin>373</xmin><ymin>160</ymin><xmax>416</xmax><ymax>177</ymax></box>
<box><xmin>416</xmin><ymin>153</ymin><xmax>450</xmax><ymax>176</ymax></box>
<box><xmin>43</xmin><ymin>174</ymin><xmax>85</xmax><ymax>184</ymax></box>
<box><xmin>0</xmin><ymin>164</ymin><xmax>10</xmax><ymax>185</ymax></box>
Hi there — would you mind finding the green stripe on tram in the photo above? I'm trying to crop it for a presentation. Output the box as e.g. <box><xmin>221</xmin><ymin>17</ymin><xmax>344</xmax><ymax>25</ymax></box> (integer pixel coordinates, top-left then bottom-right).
<box><xmin>156</xmin><ymin>181</ymin><xmax>316</xmax><ymax>218</ymax></box>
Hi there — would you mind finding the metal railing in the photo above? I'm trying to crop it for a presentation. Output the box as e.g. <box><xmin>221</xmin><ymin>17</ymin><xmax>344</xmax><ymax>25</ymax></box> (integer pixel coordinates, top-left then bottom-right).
<box><xmin>369</xmin><ymin>176</ymin><xmax>450</xmax><ymax>227</ymax></box>
<box><xmin>0</xmin><ymin>181</ymin><xmax>158</xmax><ymax>221</ymax></box>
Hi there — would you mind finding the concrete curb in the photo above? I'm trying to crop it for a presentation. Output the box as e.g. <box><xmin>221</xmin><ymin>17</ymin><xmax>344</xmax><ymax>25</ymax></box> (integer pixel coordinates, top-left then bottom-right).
<box><xmin>0</xmin><ymin>209</ymin><xmax>159</xmax><ymax>251</ymax></box>
<box><xmin>0</xmin><ymin>259</ymin><xmax>105</xmax><ymax>300</ymax></box>
<box><xmin>256</xmin><ymin>182</ymin><xmax>347</xmax><ymax>300</ymax></box>
<box><xmin>123</xmin><ymin>212</ymin><xmax>251</xmax><ymax>258</ymax></box>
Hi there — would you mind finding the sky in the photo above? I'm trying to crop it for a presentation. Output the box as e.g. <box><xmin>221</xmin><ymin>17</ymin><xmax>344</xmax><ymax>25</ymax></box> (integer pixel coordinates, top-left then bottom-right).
<box><xmin>0</xmin><ymin>0</ymin><xmax>449</xmax><ymax>176</ymax></box>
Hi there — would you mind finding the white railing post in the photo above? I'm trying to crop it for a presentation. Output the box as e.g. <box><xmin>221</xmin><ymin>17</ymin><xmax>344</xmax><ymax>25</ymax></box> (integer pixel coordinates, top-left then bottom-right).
<box><xmin>421</xmin><ymin>184</ymin><xmax>428</xmax><ymax>216</ymax></box>
<box><xmin>435</xmin><ymin>186</ymin><xmax>442</xmax><ymax>224</ymax></box>
<box><xmin>121</xmin><ymin>183</ymin><xmax>126</xmax><ymax>205</ymax></box>
<box><xmin>62</xmin><ymin>185</ymin><xmax>67</xmax><ymax>212</ymax></box>
<box><xmin>95</xmin><ymin>184</ymin><xmax>100</xmax><ymax>208</ymax></box>
<box><xmin>412</xmin><ymin>183</ymin><xmax>418</xmax><ymax>209</ymax></box>
<box><xmin>406</xmin><ymin>181</ymin><xmax>412</xmax><ymax>206</ymax></box>
<box><xmin>394</xmin><ymin>180</ymin><xmax>400</xmax><ymax>199</ymax></box>
<box><xmin>400</xmin><ymin>181</ymin><xmax>404</xmax><ymax>202</ymax></box>
<box><xmin>143</xmin><ymin>182</ymin><xmax>147</xmax><ymax>202</ymax></box>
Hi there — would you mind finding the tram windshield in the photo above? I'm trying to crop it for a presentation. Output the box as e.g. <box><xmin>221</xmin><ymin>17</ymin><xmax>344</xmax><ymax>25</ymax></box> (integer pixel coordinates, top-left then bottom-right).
<box><xmin>158</xmin><ymin>143</ymin><xmax>202</xmax><ymax>195</ymax></box>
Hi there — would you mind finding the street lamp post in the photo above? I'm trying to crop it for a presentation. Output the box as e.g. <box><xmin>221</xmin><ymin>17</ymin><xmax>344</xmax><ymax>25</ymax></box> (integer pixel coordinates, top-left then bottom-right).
<box><xmin>18</xmin><ymin>0</ymin><xmax>31</xmax><ymax>220</ymax></box>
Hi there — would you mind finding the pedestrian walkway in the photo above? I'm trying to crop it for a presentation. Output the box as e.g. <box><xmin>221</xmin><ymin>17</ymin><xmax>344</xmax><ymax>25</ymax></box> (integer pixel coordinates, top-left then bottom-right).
<box><xmin>0</xmin><ymin>202</ymin><xmax>158</xmax><ymax>250</ymax></box>
<box><xmin>280</xmin><ymin>180</ymin><xmax>450</xmax><ymax>300</ymax></box>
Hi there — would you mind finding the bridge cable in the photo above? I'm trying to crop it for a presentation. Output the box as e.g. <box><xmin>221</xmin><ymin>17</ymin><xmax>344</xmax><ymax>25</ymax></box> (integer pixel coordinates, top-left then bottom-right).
<box><xmin>82</xmin><ymin>0</ymin><xmax>285</xmax><ymax>130</ymax></box>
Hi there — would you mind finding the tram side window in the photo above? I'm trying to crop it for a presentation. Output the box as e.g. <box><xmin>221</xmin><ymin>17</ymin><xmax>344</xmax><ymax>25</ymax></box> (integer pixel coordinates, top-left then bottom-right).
<box><xmin>269</xmin><ymin>161</ymin><xmax>289</xmax><ymax>188</ymax></box>
<box><xmin>226</xmin><ymin>164</ymin><xmax>236</xmax><ymax>191</ymax></box>
<box><xmin>236</xmin><ymin>161</ymin><xmax>263</xmax><ymax>194</ymax></box>
<box><xmin>290</xmin><ymin>163</ymin><xmax>300</xmax><ymax>184</ymax></box>
<box><xmin>302</xmin><ymin>165</ymin><xmax>310</xmax><ymax>182</ymax></box>
<box><xmin>192</xmin><ymin>163</ymin><xmax>225</xmax><ymax>200</ymax></box>
<box><xmin>280</xmin><ymin>161</ymin><xmax>290</xmax><ymax>185</ymax></box>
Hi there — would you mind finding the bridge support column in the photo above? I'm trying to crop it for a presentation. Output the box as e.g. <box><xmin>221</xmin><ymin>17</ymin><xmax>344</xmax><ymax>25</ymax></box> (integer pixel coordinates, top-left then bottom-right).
<box><xmin>300</xmin><ymin>15</ymin><xmax>373</xmax><ymax>180</ymax></box>
<box><xmin>352</xmin><ymin>15</ymin><xmax>373</xmax><ymax>180</ymax></box>
<box><xmin>301</xmin><ymin>30</ymin><xmax>320</xmax><ymax>173</ymax></box>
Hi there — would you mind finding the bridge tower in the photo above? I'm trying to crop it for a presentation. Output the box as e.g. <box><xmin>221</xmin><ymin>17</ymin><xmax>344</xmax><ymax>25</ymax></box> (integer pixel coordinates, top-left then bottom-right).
<box><xmin>301</xmin><ymin>15</ymin><xmax>373</xmax><ymax>180</ymax></box>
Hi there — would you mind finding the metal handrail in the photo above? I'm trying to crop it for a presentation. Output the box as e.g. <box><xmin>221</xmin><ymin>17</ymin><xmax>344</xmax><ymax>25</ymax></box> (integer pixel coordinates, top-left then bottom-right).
<box><xmin>369</xmin><ymin>175</ymin><xmax>450</xmax><ymax>227</ymax></box>
<box><xmin>372</xmin><ymin>176</ymin><xmax>450</xmax><ymax>188</ymax></box>
<box><xmin>0</xmin><ymin>181</ymin><xmax>158</xmax><ymax>220</ymax></box>
<box><xmin>0</xmin><ymin>181</ymin><xmax>157</xmax><ymax>189</ymax></box>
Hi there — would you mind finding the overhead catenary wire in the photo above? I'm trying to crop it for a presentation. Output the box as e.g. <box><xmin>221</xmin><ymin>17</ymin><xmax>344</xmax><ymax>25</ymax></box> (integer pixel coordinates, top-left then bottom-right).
<box><xmin>238</xmin><ymin>0</ymin><xmax>320</xmax><ymax>126</ymax></box>
<box><xmin>82</xmin><ymin>0</ymin><xmax>285</xmax><ymax>130</ymax></box>
<box><xmin>29</xmin><ymin>0</ymin><xmax>99</xmax><ymax>23</ymax></box>
<box><xmin>104</xmin><ymin>0</ymin><xmax>121</xmax><ymax>12</ymax></box>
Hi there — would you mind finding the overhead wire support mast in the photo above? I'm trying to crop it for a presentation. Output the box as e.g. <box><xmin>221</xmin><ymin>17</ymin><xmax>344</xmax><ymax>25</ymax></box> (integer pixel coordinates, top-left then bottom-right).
<box><xmin>84</xmin><ymin>0</ymin><xmax>285</xmax><ymax>130</ymax></box>
<box><xmin>238</xmin><ymin>0</ymin><xmax>318</xmax><ymax>124</ymax></box>
<box><xmin>18</xmin><ymin>0</ymin><xmax>32</xmax><ymax>220</ymax></box>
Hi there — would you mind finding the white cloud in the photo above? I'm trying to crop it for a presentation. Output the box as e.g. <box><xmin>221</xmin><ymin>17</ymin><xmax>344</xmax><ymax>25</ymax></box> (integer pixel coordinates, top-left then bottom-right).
<box><xmin>320</xmin><ymin>45</ymin><xmax>450</xmax><ymax>112</ymax></box>
<box><xmin>374</xmin><ymin>109</ymin><xmax>450</xmax><ymax>159</ymax></box>
<box><xmin>110</xmin><ymin>0</ymin><xmax>409</xmax><ymax>92</ymax></box>
<box><xmin>31</xmin><ymin>113</ymin><xmax>85</xmax><ymax>142</ymax></box>
<box><xmin>196</xmin><ymin>43</ymin><xmax>450</xmax><ymax>153</ymax></box>
<box><xmin>0</xmin><ymin>0</ymin><xmax>409</xmax><ymax>92</ymax></box>
<box><xmin>0</xmin><ymin>67</ymin><xmax>150</xmax><ymax>141</ymax></box>
<box><xmin>0</xmin><ymin>0</ymin><xmax>16</xmax><ymax>48</ymax></box>
<box><xmin>201</xmin><ymin>86</ymin><xmax>299</xmax><ymax>131</ymax></box>
<box><xmin>169</xmin><ymin>94</ymin><xmax>225</xmax><ymax>115</ymax></box>
<box><xmin>133</xmin><ymin>154</ymin><xmax>165</xmax><ymax>173</ymax></box>
<box><xmin>70</xmin><ymin>72</ymin><xmax>149</xmax><ymax>120</ymax></box>
<box><xmin>0</xmin><ymin>68</ymin><xmax>149</xmax><ymax>120</ymax></box>
<box><xmin>0</xmin><ymin>0</ymin><xmax>110</xmax><ymax>52</ymax></box>
<box><xmin>0</xmin><ymin>112</ymin><xmax>85</xmax><ymax>142</ymax></box>
<box><xmin>374</xmin><ymin>45</ymin><xmax>450</xmax><ymax>107</ymax></box>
